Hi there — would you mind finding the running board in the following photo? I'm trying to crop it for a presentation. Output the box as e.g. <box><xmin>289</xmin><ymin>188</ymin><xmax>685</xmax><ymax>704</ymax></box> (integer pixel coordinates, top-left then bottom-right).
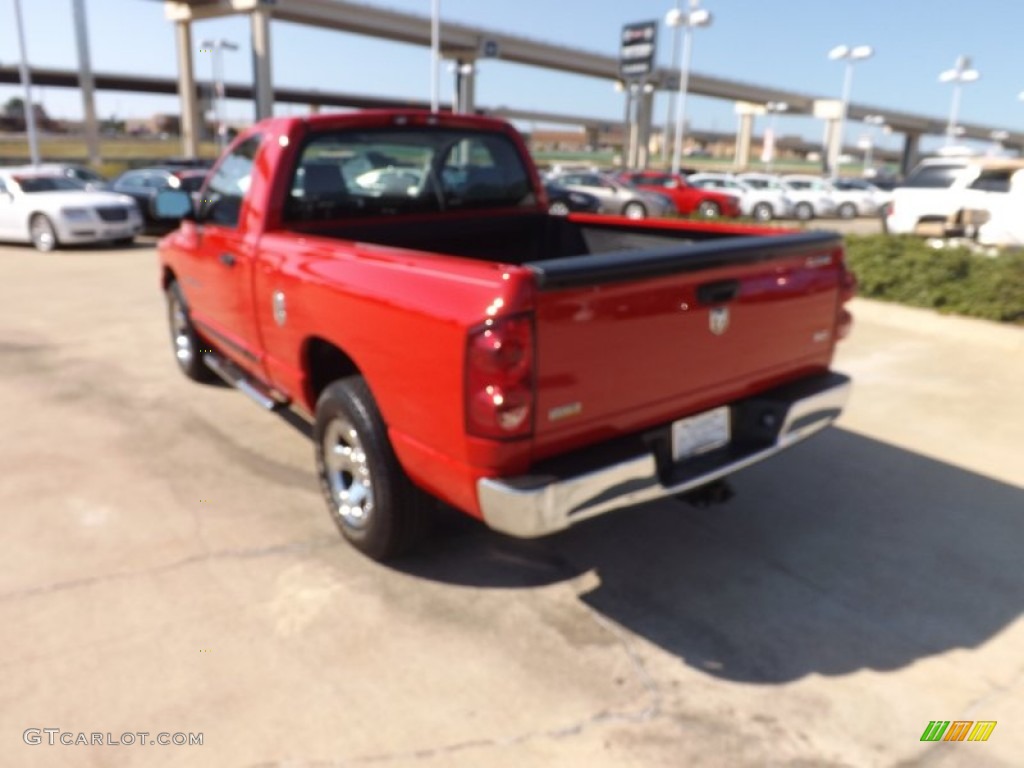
<box><xmin>203</xmin><ymin>352</ymin><xmax>288</xmax><ymax>411</ymax></box>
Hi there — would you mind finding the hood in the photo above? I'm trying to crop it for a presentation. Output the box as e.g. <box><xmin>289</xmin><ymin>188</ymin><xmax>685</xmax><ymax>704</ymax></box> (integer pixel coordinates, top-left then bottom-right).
<box><xmin>18</xmin><ymin>190</ymin><xmax>137</xmax><ymax>208</ymax></box>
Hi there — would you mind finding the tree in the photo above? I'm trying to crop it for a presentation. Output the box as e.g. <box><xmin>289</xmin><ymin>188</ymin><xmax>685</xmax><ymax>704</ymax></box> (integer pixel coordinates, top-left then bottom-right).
<box><xmin>3</xmin><ymin>97</ymin><xmax>25</xmax><ymax>118</ymax></box>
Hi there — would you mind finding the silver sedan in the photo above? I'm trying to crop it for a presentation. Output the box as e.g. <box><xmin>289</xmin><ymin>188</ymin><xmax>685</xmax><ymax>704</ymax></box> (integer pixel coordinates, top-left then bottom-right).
<box><xmin>548</xmin><ymin>171</ymin><xmax>674</xmax><ymax>219</ymax></box>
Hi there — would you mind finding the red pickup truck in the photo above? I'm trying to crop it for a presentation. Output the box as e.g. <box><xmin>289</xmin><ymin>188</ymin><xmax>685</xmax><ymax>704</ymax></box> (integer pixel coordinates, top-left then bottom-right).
<box><xmin>157</xmin><ymin>110</ymin><xmax>855</xmax><ymax>560</ymax></box>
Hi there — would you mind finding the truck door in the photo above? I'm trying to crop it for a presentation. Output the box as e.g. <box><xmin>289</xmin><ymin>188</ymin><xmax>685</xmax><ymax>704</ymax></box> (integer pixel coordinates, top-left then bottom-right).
<box><xmin>182</xmin><ymin>134</ymin><xmax>266</xmax><ymax>376</ymax></box>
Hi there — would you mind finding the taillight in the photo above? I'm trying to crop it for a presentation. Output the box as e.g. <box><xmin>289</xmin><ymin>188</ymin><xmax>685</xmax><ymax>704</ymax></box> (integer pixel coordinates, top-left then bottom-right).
<box><xmin>466</xmin><ymin>313</ymin><xmax>535</xmax><ymax>439</ymax></box>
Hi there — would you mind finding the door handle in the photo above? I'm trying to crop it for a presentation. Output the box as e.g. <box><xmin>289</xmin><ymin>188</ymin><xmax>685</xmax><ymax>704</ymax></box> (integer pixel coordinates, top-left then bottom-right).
<box><xmin>218</xmin><ymin>252</ymin><xmax>237</xmax><ymax>267</ymax></box>
<box><xmin>696</xmin><ymin>279</ymin><xmax>740</xmax><ymax>305</ymax></box>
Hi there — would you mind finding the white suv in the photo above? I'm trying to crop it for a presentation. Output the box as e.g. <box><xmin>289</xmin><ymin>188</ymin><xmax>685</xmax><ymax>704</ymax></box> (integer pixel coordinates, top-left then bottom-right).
<box><xmin>885</xmin><ymin>157</ymin><xmax>1024</xmax><ymax>236</ymax></box>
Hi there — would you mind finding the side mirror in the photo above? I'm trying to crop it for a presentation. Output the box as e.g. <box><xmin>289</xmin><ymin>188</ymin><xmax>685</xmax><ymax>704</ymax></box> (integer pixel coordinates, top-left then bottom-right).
<box><xmin>154</xmin><ymin>189</ymin><xmax>194</xmax><ymax>221</ymax></box>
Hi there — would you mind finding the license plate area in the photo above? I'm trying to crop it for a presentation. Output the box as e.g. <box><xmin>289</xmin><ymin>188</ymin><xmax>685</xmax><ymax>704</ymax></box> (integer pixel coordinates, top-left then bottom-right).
<box><xmin>671</xmin><ymin>406</ymin><xmax>731</xmax><ymax>461</ymax></box>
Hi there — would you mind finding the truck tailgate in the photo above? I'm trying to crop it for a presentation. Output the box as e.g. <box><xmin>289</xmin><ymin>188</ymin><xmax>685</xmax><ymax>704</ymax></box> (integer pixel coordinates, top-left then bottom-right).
<box><xmin>526</xmin><ymin>231</ymin><xmax>845</xmax><ymax>459</ymax></box>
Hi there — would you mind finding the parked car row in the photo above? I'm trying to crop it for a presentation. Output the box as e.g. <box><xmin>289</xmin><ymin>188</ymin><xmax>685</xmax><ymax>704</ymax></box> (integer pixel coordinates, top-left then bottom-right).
<box><xmin>0</xmin><ymin>160</ymin><xmax>218</xmax><ymax>251</ymax></box>
<box><xmin>543</xmin><ymin>165</ymin><xmax>891</xmax><ymax>221</ymax></box>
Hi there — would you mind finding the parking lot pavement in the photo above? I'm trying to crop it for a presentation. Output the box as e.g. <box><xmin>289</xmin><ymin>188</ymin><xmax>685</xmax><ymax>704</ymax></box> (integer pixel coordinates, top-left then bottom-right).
<box><xmin>1</xmin><ymin>241</ymin><xmax>1022</xmax><ymax>768</ymax></box>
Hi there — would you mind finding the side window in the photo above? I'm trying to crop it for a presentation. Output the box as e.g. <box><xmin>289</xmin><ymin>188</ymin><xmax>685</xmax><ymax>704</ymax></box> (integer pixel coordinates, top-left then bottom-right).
<box><xmin>116</xmin><ymin>173</ymin><xmax>142</xmax><ymax>190</ymax></box>
<box><xmin>969</xmin><ymin>170</ymin><xmax>1012</xmax><ymax>193</ymax></box>
<box><xmin>203</xmin><ymin>134</ymin><xmax>262</xmax><ymax>227</ymax></box>
<box><xmin>903</xmin><ymin>164</ymin><xmax>962</xmax><ymax>189</ymax></box>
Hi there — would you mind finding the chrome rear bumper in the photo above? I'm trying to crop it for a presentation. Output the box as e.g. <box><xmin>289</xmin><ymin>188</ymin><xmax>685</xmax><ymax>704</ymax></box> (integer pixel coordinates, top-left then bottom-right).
<box><xmin>478</xmin><ymin>373</ymin><xmax>851</xmax><ymax>538</ymax></box>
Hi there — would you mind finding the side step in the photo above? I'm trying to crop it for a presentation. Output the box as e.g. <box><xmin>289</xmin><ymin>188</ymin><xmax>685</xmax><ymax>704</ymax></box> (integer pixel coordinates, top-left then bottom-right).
<box><xmin>203</xmin><ymin>352</ymin><xmax>289</xmax><ymax>411</ymax></box>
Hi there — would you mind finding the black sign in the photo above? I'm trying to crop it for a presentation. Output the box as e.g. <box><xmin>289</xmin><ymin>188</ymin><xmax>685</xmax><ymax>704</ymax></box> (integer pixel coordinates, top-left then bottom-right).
<box><xmin>619</xmin><ymin>20</ymin><xmax>658</xmax><ymax>78</ymax></box>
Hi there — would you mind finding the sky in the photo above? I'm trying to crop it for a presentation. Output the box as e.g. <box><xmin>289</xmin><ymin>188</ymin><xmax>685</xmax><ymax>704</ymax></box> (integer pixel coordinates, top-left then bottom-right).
<box><xmin>1</xmin><ymin>0</ymin><xmax>1023</xmax><ymax>153</ymax></box>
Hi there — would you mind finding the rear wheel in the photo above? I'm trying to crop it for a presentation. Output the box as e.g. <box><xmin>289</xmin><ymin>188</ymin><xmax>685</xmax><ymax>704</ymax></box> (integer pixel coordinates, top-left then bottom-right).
<box><xmin>29</xmin><ymin>214</ymin><xmax>58</xmax><ymax>252</ymax></box>
<box><xmin>315</xmin><ymin>376</ymin><xmax>430</xmax><ymax>560</ymax></box>
<box><xmin>794</xmin><ymin>202</ymin><xmax>814</xmax><ymax>221</ymax></box>
<box><xmin>623</xmin><ymin>201</ymin><xmax>647</xmax><ymax>219</ymax></box>
<box><xmin>697</xmin><ymin>200</ymin><xmax>721</xmax><ymax>218</ymax></box>
<box><xmin>165</xmin><ymin>281</ymin><xmax>214</xmax><ymax>382</ymax></box>
<box><xmin>751</xmin><ymin>202</ymin><xmax>774</xmax><ymax>222</ymax></box>
<box><xmin>838</xmin><ymin>202</ymin><xmax>857</xmax><ymax>219</ymax></box>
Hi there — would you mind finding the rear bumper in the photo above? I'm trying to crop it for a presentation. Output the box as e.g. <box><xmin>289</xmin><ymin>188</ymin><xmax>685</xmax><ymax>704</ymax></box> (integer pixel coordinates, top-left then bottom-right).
<box><xmin>478</xmin><ymin>372</ymin><xmax>851</xmax><ymax>538</ymax></box>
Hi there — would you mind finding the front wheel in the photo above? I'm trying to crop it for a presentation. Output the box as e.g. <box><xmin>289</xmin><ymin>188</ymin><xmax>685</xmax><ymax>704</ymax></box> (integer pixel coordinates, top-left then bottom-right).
<box><xmin>622</xmin><ymin>201</ymin><xmax>647</xmax><ymax>219</ymax></box>
<box><xmin>697</xmin><ymin>201</ymin><xmax>721</xmax><ymax>218</ymax></box>
<box><xmin>838</xmin><ymin>202</ymin><xmax>857</xmax><ymax>220</ymax></box>
<box><xmin>315</xmin><ymin>377</ymin><xmax>430</xmax><ymax>560</ymax></box>
<box><xmin>751</xmin><ymin>202</ymin><xmax>774</xmax><ymax>222</ymax></box>
<box><xmin>794</xmin><ymin>202</ymin><xmax>814</xmax><ymax>221</ymax></box>
<box><xmin>165</xmin><ymin>281</ymin><xmax>214</xmax><ymax>382</ymax></box>
<box><xmin>30</xmin><ymin>214</ymin><xmax>58</xmax><ymax>252</ymax></box>
<box><xmin>549</xmin><ymin>201</ymin><xmax>570</xmax><ymax>216</ymax></box>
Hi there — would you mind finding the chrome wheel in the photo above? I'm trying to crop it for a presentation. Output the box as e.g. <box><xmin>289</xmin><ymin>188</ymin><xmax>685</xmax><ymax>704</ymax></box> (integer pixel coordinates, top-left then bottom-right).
<box><xmin>322</xmin><ymin>416</ymin><xmax>374</xmax><ymax>530</ymax></box>
<box><xmin>752</xmin><ymin>203</ymin><xmax>773</xmax><ymax>222</ymax></box>
<box><xmin>170</xmin><ymin>295</ymin><xmax>194</xmax><ymax>367</ymax></box>
<box><xmin>623</xmin><ymin>202</ymin><xmax>646</xmax><ymax>219</ymax></box>
<box><xmin>30</xmin><ymin>215</ymin><xmax>57</xmax><ymax>252</ymax></box>
<box><xmin>549</xmin><ymin>201</ymin><xmax>570</xmax><ymax>216</ymax></box>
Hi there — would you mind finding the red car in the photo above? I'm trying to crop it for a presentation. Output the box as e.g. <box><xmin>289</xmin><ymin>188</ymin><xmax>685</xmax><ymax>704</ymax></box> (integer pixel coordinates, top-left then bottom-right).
<box><xmin>156</xmin><ymin>110</ymin><xmax>854</xmax><ymax>560</ymax></box>
<box><xmin>617</xmin><ymin>170</ymin><xmax>742</xmax><ymax>218</ymax></box>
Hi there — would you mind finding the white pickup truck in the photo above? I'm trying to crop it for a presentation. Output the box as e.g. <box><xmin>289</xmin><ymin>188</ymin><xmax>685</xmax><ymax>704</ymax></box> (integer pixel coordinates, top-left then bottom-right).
<box><xmin>885</xmin><ymin>157</ymin><xmax>1024</xmax><ymax>236</ymax></box>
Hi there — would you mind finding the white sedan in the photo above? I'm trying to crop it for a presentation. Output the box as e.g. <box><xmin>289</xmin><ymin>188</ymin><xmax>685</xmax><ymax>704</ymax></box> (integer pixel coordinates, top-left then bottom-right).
<box><xmin>686</xmin><ymin>172</ymin><xmax>794</xmax><ymax>221</ymax></box>
<box><xmin>0</xmin><ymin>167</ymin><xmax>143</xmax><ymax>251</ymax></box>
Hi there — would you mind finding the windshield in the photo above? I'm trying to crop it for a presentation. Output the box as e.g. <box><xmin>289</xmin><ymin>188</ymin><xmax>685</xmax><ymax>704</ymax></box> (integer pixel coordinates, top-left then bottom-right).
<box><xmin>13</xmin><ymin>176</ymin><xmax>87</xmax><ymax>193</ymax></box>
<box><xmin>742</xmin><ymin>177</ymin><xmax>783</xmax><ymax>191</ymax></box>
<box><xmin>285</xmin><ymin>127</ymin><xmax>535</xmax><ymax>221</ymax></box>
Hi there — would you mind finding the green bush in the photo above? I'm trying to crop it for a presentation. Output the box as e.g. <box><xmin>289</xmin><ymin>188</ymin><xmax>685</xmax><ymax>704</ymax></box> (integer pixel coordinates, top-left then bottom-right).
<box><xmin>843</xmin><ymin>235</ymin><xmax>1024</xmax><ymax>325</ymax></box>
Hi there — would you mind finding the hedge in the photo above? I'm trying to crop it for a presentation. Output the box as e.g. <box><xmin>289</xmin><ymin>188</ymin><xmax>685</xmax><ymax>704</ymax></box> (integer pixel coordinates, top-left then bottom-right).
<box><xmin>842</xmin><ymin>235</ymin><xmax>1024</xmax><ymax>325</ymax></box>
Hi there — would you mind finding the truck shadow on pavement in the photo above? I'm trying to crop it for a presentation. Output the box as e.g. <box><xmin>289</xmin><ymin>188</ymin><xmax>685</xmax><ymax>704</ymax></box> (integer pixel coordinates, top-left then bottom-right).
<box><xmin>398</xmin><ymin>427</ymin><xmax>1024</xmax><ymax>684</ymax></box>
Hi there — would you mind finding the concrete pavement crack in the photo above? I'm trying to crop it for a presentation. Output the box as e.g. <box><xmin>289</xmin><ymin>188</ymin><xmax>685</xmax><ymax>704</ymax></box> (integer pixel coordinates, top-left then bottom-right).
<box><xmin>0</xmin><ymin>537</ymin><xmax>338</xmax><ymax>603</ymax></box>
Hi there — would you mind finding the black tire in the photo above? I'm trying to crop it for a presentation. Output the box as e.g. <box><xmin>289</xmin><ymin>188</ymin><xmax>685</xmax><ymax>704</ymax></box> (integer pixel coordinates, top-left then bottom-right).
<box><xmin>751</xmin><ymin>202</ymin><xmax>774</xmax><ymax>222</ymax></box>
<box><xmin>838</xmin><ymin>202</ymin><xmax>857</xmax><ymax>220</ymax></box>
<box><xmin>622</xmin><ymin>201</ymin><xmax>647</xmax><ymax>219</ymax></box>
<box><xmin>29</xmin><ymin>213</ymin><xmax>59</xmax><ymax>252</ymax></box>
<box><xmin>314</xmin><ymin>376</ymin><xmax>430</xmax><ymax>560</ymax></box>
<box><xmin>697</xmin><ymin>200</ymin><xmax>721</xmax><ymax>218</ymax></box>
<box><xmin>794</xmin><ymin>202</ymin><xmax>814</xmax><ymax>221</ymax></box>
<box><xmin>165</xmin><ymin>281</ymin><xmax>215</xmax><ymax>382</ymax></box>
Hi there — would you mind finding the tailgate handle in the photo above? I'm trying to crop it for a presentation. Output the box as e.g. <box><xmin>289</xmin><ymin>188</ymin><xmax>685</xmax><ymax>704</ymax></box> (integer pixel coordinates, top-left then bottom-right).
<box><xmin>696</xmin><ymin>279</ymin><xmax>740</xmax><ymax>305</ymax></box>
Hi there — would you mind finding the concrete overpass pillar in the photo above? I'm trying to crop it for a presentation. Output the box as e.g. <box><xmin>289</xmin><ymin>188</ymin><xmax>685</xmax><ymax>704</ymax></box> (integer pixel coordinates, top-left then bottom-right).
<box><xmin>900</xmin><ymin>133</ymin><xmax>920</xmax><ymax>176</ymax></box>
<box><xmin>251</xmin><ymin>7</ymin><xmax>274</xmax><ymax>120</ymax></box>
<box><xmin>174</xmin><ymin>20</ymin><xmax>199</xmax><ymax>158</ymax></box>
<box><xmin>636</xmin><ymin>86</ymin><xmax>654</xmax><ymax>169</ymax></box>
<box><xmin>453</xmin><ymin>60</ymin><xmax>476</xmax><ymax>114</ymax></box>
<box><xmin>734</xmin><ymin>113</ymin><xmax>754</xmax><ymax>169</ymax></box>
<box><xmin>822</xmin><ymin>118</ymin><xmax>840</xmax><ymax>174</ymax></box>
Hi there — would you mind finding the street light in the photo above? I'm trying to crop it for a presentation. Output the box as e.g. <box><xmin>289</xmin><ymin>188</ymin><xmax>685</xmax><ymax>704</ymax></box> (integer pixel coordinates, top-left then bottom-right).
<box><xmin>665</xmin><ymin>0</ymin><xmax>712</xmax><ymax>176</ymax></box>
<box><xmin>939</xmin><ymin>56</ymin><xmax>979</xmax><ymax>147</ymax></box>
<box><xmin>827</xmin><ymin>44</ymin><xmax>873</xmax><ymax>178</ymax></box>
<box><xmin>12</xmin><ymin>0</ymin><xmax>40</xmax><ymax>166</ymax></box>
<box><xmin>200</xmin><ymin>38</ymin><xmax>239</xmax><ymax>152</ymax></box>
<box><xmin>762</xmin><ymin>101</ymin><xmax>787</xmax><ymax>171</ymax></box>
<box><xmin>430</xmin><ymin>0</ymin><xmax>440</xmax><ymax>113</ymax></box>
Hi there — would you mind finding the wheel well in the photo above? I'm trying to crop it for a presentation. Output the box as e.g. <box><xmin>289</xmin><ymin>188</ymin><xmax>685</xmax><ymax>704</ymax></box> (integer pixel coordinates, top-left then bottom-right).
<box><xmin>161</xmin><ymin>267</ymin><xmax>176</xmax><ymax>290</ymax></box>
<box><xmin>304</xmin><ymin>337</ymin><xmax>360</xmax><ymax>405</ymax></box>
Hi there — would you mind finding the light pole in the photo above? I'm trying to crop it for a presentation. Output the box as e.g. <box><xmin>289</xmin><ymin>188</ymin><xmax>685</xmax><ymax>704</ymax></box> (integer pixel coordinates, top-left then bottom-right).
<box><xmin>763</xmin><ymin>101</ymin><xmax>787</xmax><ymax>171</ymax></box>
<box><xmin>200</xmin><ymin>38</ymin><xmax>239</xmax><ymax>152</ymax></box>
<box><xmin>661</xmin><ymin>0</ymin><xmax>682</xmax><ymax>165</ymax></box>
<box><xmin>665</xmin><ymin>0</ymin><xmax>712</xmax><ymax>176</ymax></box>
<box><xmin>12</xmin><ymin>0</ymin><xmax>40</xmax><ymax>166</ymax></box>
<box><xmin>827</xmin><ymin>44</ymin><xmax>873</xmax><ymax>178</ymax></box>
<box><xmin>939</xmin><ymin>56</ymin><xmax>979</xmax><ymax>147</ymax></box>
<box><xmin>430</xmin><ymin>0</ymin><xmax>440</xmax><ymax>113</ymax></box>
